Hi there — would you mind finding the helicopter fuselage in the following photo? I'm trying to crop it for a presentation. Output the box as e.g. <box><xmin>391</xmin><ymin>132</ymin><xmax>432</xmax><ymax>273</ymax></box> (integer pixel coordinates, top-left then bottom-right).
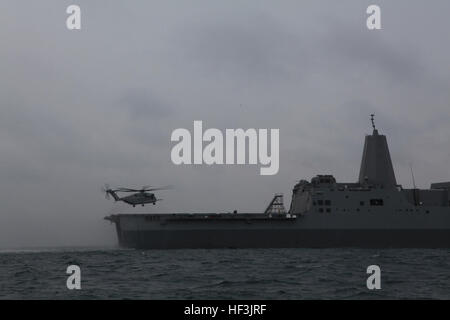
<box><xmin>120</xmin><ymin>192</ymin><xmax>157</xmax><ymax>206</ymax></box>
<box><xmin>104</xmin><ymin>185</ymin><xmax>169</xmax><ymax>207</ymax></box>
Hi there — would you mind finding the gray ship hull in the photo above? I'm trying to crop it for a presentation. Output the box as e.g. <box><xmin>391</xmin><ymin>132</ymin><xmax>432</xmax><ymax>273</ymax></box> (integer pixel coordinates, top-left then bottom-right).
<box><xmin>106</xmin><ymin>212</ymin><xmax>450</xmax><ymax>249</ymax></box>
<box><xmin>117</xmin><ymin>229</ymin><xmax>450</xmax><ymax>249</ymax></box>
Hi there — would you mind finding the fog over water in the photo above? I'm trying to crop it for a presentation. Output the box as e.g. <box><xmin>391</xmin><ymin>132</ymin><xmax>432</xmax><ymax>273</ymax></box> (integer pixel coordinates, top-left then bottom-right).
<box><xmin>1</xmin><ymin>1</ymin><xmax>449</xmax><ymax>247</ymax></box>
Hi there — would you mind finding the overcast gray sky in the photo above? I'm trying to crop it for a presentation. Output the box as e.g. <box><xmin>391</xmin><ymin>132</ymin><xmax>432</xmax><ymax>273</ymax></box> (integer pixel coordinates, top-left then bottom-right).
<box><xmin>1</xmin><ymin>1</ymin><xmax>449</xmax><ymax>248</ymax></box>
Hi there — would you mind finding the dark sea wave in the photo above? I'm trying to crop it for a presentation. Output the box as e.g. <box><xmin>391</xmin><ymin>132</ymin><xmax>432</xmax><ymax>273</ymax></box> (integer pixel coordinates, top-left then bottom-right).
<box><xmin>0</xmin><ymin>248</ymin><xmax>449</xmax><ymax>299</ymax></box>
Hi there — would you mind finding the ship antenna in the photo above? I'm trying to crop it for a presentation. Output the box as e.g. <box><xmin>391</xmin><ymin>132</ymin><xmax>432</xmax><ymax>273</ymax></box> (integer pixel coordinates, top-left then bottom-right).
<box><xmin>370</xmin><ymin>114</ymin><xmax>376</xmax><ymax>130</ymax></box>
<box><xmin>409</xmin><ymin>163</ymin><xmax>418</xmax><ymax>206</ymax></box>
<box><xmin>409</xmin><ymin>163</ymin><xmax>417</xmax><ymax>189</ymax></box>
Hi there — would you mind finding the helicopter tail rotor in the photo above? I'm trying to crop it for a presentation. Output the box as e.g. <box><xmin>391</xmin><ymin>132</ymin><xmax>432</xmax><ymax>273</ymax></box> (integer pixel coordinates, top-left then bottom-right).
<box><xmin>102</xmin><ymin>184</ymin><xmax>111</xmax><ymax>200</ymax></box>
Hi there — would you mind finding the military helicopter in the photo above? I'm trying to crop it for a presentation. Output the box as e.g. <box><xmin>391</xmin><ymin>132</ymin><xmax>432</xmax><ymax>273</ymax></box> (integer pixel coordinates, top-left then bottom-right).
<box><xmin>102</xmin><ymin>184</ymin><xmax>171</xmax><ymax>207</ymax></box>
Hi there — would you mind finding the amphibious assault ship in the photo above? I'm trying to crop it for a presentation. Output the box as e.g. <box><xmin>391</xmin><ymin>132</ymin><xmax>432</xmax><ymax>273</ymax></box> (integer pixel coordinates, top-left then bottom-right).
<box><xmin>105</xmin><ymin>118</ymin><xmax>450</xmax><ymax>248</ymax></box>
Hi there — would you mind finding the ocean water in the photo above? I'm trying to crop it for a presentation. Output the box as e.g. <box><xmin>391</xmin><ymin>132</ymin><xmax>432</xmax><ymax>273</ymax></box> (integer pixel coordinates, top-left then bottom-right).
<box><xmin>0</xmin><ymin>247</ymin><xmax>449</xmax><ymax>299</ymax></box>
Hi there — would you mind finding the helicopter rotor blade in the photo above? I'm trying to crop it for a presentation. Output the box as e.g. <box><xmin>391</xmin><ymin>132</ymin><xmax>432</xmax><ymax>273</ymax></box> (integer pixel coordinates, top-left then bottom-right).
<box><xmin>145</xmin><ymin>185</ymin><xmax>173</xmax><ymax>192</ymax></box>
<box><xmin>116</xmin><ymin>188</ymin><xmax>139</xmax><ymax>192</ymax></box>
<box><xmin>107</xmin><ymin>185</ymin><xmax>174</xmax><ymax>193</ymax></box>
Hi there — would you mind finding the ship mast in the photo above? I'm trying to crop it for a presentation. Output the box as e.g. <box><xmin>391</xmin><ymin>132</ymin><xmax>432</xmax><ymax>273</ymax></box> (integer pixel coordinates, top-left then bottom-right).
<box><xmin>371</xmin><ymin>114</ymin><xmax>376</xmax><ymax>130</ymax></box>
<box><xmin>358</xmin><ymin>114</ymin><xmax>397</xmax><ymax>188</ymax></box>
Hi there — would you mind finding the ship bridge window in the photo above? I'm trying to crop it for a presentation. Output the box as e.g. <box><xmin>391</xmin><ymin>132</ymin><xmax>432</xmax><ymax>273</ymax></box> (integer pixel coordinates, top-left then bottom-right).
<box><xmin>325</xmin><ymin>200</ymin><xmax>331</xmax><ymax>206</ymax></box>
<box><xmin>370</xmin><ymin>199</ymin><xmax>384</xmax><ymax>206</ymax></box>
<box><xmin>317</xmin><ymin>200</ymin><xmax>323</xmax><ymax>205</ymax></box>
